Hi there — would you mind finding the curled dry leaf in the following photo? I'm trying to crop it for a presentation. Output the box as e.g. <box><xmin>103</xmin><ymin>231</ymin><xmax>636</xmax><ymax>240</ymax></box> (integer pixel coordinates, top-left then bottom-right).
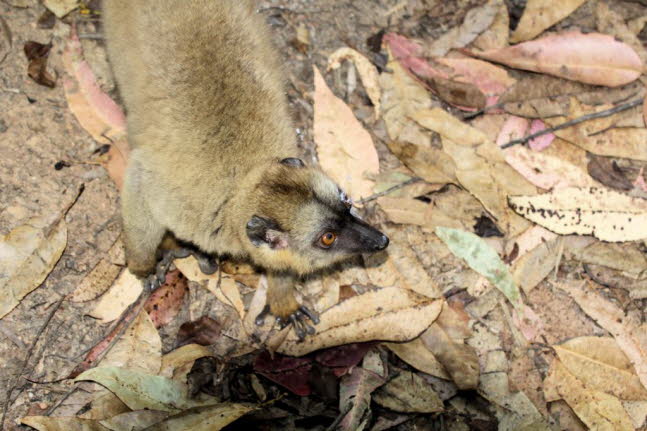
<box><xmin>510</xmin><ymin>0</ymin><xmax>588</xmax><ymax>43</ymax></box>
<box><xmin>327</xmin><ymin>47</ymin><xmax>381</xmax><ymax>118</ymax></box>
<box><xmin>275</xmin><ymin>287</ymin><xmax>443</xmax><ymax>356</ymax></box>
<box><xmin>206</xmin><ymin>277</ymin><xmax>245</xmax><ymax>320</ymax></box>
<box><xmin>557</xmin><ymin>281</ymin><xmax>647</xmax><ymax>393</ymax></box>
<box><xmin>159</xmin><ymin>344</ymin><xmax>213</xmax><ymax>378</ymax></box>
<box><xmin>373</xmin><ymin>370</ymin><xmax>444</xmax><ymax>413</ymax></box>
<box><xmin>0</xmin><ymin>216</ymin><xmax>67</xmax><ymax>319</ymax></box>
<box><xmin>314</xmin><ymin>66</ymin><xmax>379</xmax><ymax>200</ymax></box>
<box><xmin>509</xmin><ymin>187</ymin><xmax>647</xmax><ymax>241</ymax></box>
<box><xmin>544</xmin><ymin>359</ymin><xmax>635</xmax><ymax>430</ymax></box>
<box><xmin>24</xmin><ymin>41</ymin><xmax>56</xmax><ymax>88</ymax></box>
<box><xmin>471</xmin><ymin>0</ymin><xmax>509</xmax><ymax>51</ymax></box>
<box><xmin>100</xmin><ymin>311</ymin><xmax>162</xmax><ymax>375</ymax></box>
<box><xmin>88</xmin><ymin>269</ymin><xmax>142</xmax><ymax>323</ymax></box>
<box><xmin>469</xmin><ymin>31</ymin><xmax>642</xmax><ymax>87</ymax></box>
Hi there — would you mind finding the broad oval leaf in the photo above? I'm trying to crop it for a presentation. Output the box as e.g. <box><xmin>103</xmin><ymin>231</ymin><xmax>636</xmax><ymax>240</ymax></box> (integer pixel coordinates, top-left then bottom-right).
<box><xmin>470</xmin><ymin>31</ymin><xmax>642</xmax><ymax>87</ymax></box>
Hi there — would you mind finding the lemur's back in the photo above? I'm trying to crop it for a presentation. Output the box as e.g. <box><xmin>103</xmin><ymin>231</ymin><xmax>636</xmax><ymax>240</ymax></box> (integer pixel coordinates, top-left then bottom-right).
<box><xmin>103</xmin><ymin>0</ymin><xmax>295</xmax><ymax>164</ymax></box>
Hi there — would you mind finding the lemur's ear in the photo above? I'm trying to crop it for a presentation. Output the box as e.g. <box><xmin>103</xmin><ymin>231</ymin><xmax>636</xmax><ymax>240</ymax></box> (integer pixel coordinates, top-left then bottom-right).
<box><xmin>246</xmin><ymin>215</ymin><xmax>289</xmax><ymax>249</ymax></box>
<box><xmin>280</xmin><ymin>157</ymin><xmax>305</xmax><ymax>168</ymax></box>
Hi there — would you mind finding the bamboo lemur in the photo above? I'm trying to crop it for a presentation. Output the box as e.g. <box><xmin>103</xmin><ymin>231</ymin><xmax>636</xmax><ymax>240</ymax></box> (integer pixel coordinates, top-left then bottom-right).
<box><xmin>103</xmin><ymin>0</ymin><xmax>389</xmax><ymax>338</ymax></box>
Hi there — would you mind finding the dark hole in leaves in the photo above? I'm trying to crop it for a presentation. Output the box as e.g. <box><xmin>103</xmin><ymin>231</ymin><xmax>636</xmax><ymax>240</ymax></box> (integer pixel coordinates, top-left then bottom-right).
<box><xmin>37</xmin><ymin>10</ymin><xmax>56</xmax><ymax>29</ymax></box>
<box><xmin>54</xmin><ymin>160</ymin><xmax>71</xmax><ymax>170</ymax></box>
<box><xmin>473</xmin><ymin>215</ymin><xmax>503</xmax><ymax>238</ymax></box>
<box><xmin>366</xmin><ymin>29</ymin><xmax>385</xmax><ymax>53</ymax></box>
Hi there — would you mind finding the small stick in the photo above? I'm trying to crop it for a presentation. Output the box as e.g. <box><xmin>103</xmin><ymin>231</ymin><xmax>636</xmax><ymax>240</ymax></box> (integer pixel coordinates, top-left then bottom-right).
<box><xmin>500</xmin><ymin>98</ymin><xmax>642</xmax><ymax>149</ymax></box>
<box><xmin>357</xmin><ymin>177</ymin><xmax>422</xmax><ymax>204</ymax></box>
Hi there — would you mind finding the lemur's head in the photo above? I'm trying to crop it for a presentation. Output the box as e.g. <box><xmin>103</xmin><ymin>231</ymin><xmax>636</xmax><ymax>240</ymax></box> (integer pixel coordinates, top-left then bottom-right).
<box><xmin>245</xmin><ymin>158</ymin><xmax>388</xmax><ymax>274</ymax></box>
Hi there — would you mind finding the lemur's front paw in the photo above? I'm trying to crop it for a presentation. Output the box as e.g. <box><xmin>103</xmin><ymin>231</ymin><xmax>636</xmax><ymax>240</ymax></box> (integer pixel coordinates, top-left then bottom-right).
<box><xmin>255</xmin><ymin>305</ymin><xmax>320</xmax><ymax>340</ymax></box>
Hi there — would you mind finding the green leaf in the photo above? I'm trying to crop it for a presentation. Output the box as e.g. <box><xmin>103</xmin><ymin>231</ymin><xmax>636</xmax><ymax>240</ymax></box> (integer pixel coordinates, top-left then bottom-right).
<box><xmin>77</xmin><ymin>367</ymin><xmax>201</xmax><ymax>412</ymax></box>
<box><xmin>435</xmin><ymin>227</ymin><xmax>521</xmax><ymax>308</ymax></box>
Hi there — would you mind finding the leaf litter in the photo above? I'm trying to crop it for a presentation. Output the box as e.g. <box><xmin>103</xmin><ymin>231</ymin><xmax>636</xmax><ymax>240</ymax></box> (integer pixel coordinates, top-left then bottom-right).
<box><xmin>7</xmin><ymin>1</ymin><xmax>647</xmax><ymax>429</ymax></box>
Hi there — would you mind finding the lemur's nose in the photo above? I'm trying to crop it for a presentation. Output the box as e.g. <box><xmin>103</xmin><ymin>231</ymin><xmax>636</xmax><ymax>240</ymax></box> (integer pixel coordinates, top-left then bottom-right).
<box><xmin>374</xmin><ymin>234</ymin><xmax>389</xmax><ymax>251</ymax></box>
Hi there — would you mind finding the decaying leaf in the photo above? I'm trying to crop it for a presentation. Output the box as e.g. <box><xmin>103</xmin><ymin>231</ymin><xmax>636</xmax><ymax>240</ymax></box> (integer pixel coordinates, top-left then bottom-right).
<box><xmin>206</xmin><ymin>277</ymin><xmax>245</xmax><ymax>320</ymax></box>
<box><xmin>570</xmin><ymin>241</ymin><xmax>647</xmax><ymax>279</ymax></box>
<box><xmin>24</xmin><ymin>41</ymin><xmax>56</xmax><ymax>88</ymax></box>
<box><xmin>511</xmin><ymin>237</ymin><xmax>560</xmax><ymax>292</ymax></box>
<box><xmin>145</xmin><ymin>270</ymin><xmax>188</xmax><ymax>328</ymax></box>
<box><xmin>99</xmin><ymin>410</ymin><xmax>168</xmax><ymax>430</ymax></box>
<box><xmin>76</xmin><ymin>367</ymin><xmax>215</xmax><ymax>412</ymax></box>
<box><xmin>88</xmin><ymin>269</ymin><xmax>142</xmax><ymax>323</ymax></box>
<box><xmin>510</xmin><ymin>0</ymin><xmax>589</xmax><ymax>42</ymax></box>
<box><xmin>373</xmin><ymin>370</ymin><xmax>444</xmax><ymax>413</ymax></box>
<box><xmin>159</xmin><ymin>344</ymin><xmax>213</xmax><ymax>379</ymax></box>
<box><xmin>509</xmin><ymin>187</ymin><xmax>647</xmax><ymax>241</ymax></box>
<box><xmin>70</xmin><ymin>256</ymin><xmax>122</xmax><ymax>302</ymax></box>
<box><xmin>544</xmin><ymin>359</ymin><xmax>635</xmax><ymax>430</ymax></box>
<box><xmin>472</xmin><ymin>0</ymin><xmax>509</xmax><ymax>51</ymax></box>
<box><xmin>557</xmin><ymin>281</ymin><xmax>647</xmax><ymax>393</ymax></box>
<box><xmin>313</xmin><ymin>66</ymin><xmax>379</xmax><ymax>200</ymax></box>
<box><xmin>275</xmin><ymin>287</ymin><xmax>443</xmax><ymax>356</ymax></box>
<box><xmin>43</xmin><ymin>0</ymin><xmax>79</xmax><ymax>18</ymax></box>
<box><xmin>554</xmin><ymin>336</ymin><xmax>647</xmax><ymax>400</ymax></box>
<box><xmin>0</xmin><ymin>216</ymin><xmax>67</xmax><ymax>319</ymax></box>
<box><xmin>469</xmin><ymin>31</ymin><xmax>642</xmax><ymax>87</ymax></box>
<box><xmin>327</xmin><ymin>47</ymin><xmax>381</xmax><ymax>118</ymax></box>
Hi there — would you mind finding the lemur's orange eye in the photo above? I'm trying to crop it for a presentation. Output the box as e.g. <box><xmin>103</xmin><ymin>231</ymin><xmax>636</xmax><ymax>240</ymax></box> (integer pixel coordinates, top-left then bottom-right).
<box><xmin>320</xmin><ymin>232</ymin><xmax>337</xmax><ymax>247</ymax></box>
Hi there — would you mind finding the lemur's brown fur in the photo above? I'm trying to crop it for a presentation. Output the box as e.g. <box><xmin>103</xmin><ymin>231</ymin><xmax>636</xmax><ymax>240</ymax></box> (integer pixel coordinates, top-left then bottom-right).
<box><xmin>104</xmin><ymin>0</ymin><xmax>388</xmax><ymax>333</ymax></box>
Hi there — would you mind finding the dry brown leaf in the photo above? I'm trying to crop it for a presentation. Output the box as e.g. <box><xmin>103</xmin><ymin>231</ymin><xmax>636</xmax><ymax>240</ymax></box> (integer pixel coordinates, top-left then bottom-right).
<box><xmin>557</xmin><ymin>281</ymin><xmax>647</xmax><ymax>392</ymax></box>
<box><xmin>384</xmin><ymin>339</ymin><xmax>450</xmax><ymax>379</ymax></box>
<box><xmin>71</xmin><ymin>259</ymin><xmax>122</xmax><ymax>303</ymax></box>
<box><xmin>510</xmin><ymin>0</ymin><xmax>588</xmax><ymax>43</ymax></box>
<box><xmin>509</xmin><ymin>187</ymin><xmax>647</xmax><ymax>241</ymax></box>
<box><xmin>43</xmin><ymin>0</ymin><xmax>78</xmax><ymax>17</ymax></box>
<box><xmin>206</xmin><ymin>276</ymin><xmax>245</xmax><ymax>320</ymax></box>
<box><xmin>275</xmin><ymin>288</ymin><xmax>443</xmax><ymax>356</ymax></box>
<box><xmin>364</xmin><ymin>227</ymin><xmax>441</xmax><ymax>299</ymax></box>
<box><xmin>99</xmin><ymin>311</ymin><xmax>162</xmax><ymax>374</ymax></box>
<box><xmin>545</xmin><ymin>99</ymin><xmax>647</xmax><ymax>161</ymax></box>
<box><xmin>0</xmin><ymin>216</ymin><xmax>67</xmax><ymax>319</ymax></box>
<box><xmin>596</xmin><ymin>1</ymin><xmax>647</xmax><ymax>67</ymax></box>
<box><xmin>76</xmin><ymin>392</ymin><xmax>130</xmax><ymax>421</ymax></box>
<box><xmin>313</xmin><ymin>66</ymin><xmax>379</xmax><ymax>200</ymax></box>
<box><xmin>472</xmin><ymin>0</ymin><xmax>509</xmax><ymax>51</ymax></box>
<box><xmin>555</xmin><ymin>336</ymin><xmax>647</xmax><ymax>401</ymax></box>
<box><xmin>99</xmin><ymin>410</ymin><xmax>168</xmax><ymax>430</ymax></box>
<box><xmin>425</xmin><ymin>0</ymin><xmax>500</xmax><ymax>57</ymax></box>
<box><xmin>469</xmin><ymin>31</ymin><xmax>642</xmax><ymax>87</ymax></box>
<box><xmin>570</xmin><ymin>242</ymin><xmax>647</xmax><ymax>279</ymax></box>
<box><xmin>373</xmin><ymin>370</ymin><xmax>444</xmax><ymax>413</ymax></box>
<box><xmin>421</xmin><ymin>323</ymin><xmax>479</xmax><ymax>390</ymax></box>
<box><xmin>160</xmin><ymin>344</ymin><xmax>213</xmax><ymax>378</ymax></box>
<box><xmin>88</xmin><ymin>269</ymin><xmax>142</xmax><ymax>323</ymax></box>
<box><xmin>413</xmin><ymin>108</ymin><xmax>535</xmax><ymax>236</ymax></box>
<box><xmin>376</xmin><ymin>197</ymin><xmax>428</xmax><ymax>226</ymax></box>
<box><xmin>511</xmin><ymin>237</ymin><xmax>560</xmax><ymax>292</ymax></box>
<box><xmin>544</xmin><ymin>359</ymin><xmax>635</xmax><ymax>430</ymax></box>
<box><xmin>327</xmin><ymin>47</ymin><xmax>381</xmax><ymax>119</ymax></box>
<box><xmin>21</xmin><ymin>416</ymin><xmax>109</xmax><ymax>431</ymax></box>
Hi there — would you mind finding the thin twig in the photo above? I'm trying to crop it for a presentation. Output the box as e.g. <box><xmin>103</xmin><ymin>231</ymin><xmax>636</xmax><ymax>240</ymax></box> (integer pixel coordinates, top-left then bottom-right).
<box><xmin>501</xmin><ymin>98</ymin><xmax>643</xmax><ymax>149</ymax></box>
<box><xmin>1</xmin><ymin>299</ymin><xmax>64</xmax><ymax>430</ymax></box>
<box><xmin>461</xmin><ymin>102</ymin><xmax>503</xmax><ymax>120</ymax></box>
<box><xmin>356</xmin><ymin>177</ymin><xmax>422</xmax><ymax>204</ymax></box>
